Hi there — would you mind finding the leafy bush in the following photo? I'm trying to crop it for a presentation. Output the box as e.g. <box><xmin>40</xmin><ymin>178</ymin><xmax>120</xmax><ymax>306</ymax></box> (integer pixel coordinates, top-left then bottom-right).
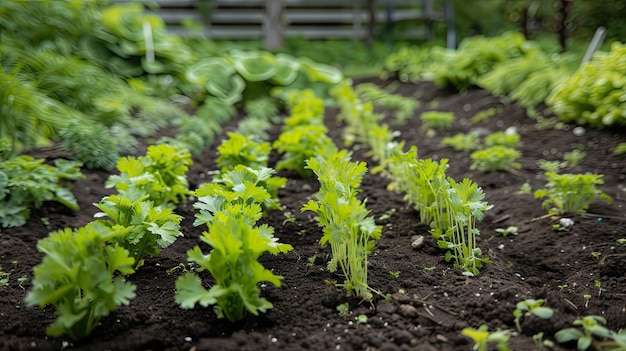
<box><xmin>547</xmin><ymin>42</ymin><xmax>626</xmax><ymax>128</ymax></box>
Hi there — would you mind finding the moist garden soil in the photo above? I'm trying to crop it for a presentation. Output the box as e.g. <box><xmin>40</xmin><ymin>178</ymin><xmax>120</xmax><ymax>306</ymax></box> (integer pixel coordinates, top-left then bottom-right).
<box><xmin>1</xmin><ymin>78</ymin><xmax>625</xmax><ymax>351</ymax></box>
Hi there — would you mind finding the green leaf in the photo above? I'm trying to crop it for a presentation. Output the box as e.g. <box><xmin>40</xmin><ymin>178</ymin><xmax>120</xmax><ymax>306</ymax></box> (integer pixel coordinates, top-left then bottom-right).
<box><xmin>229</xmin><ymin>50</ymin><xmax>277</xmax><ymax>82</ymax></box>
<box><xmin>175</xmin><ymin>273</ymin><xmax>224</xmax><ymax>309</ymax></box>
<box><xmin>532</xmin><ymin>306</ymin><xmax>554</xmax><ymax>319</ymax></box>
<box><xmin>555</xmin><ymin>328</ymin><xmax>583</xmax><ymax>343</ymax></box>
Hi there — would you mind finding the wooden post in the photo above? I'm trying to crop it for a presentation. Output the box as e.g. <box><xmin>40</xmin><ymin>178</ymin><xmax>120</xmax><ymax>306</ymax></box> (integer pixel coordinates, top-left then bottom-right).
<box><xmin>264</xmin><ymin>0</ymin><xmax>284</xmax><ymax>50</ymax></box>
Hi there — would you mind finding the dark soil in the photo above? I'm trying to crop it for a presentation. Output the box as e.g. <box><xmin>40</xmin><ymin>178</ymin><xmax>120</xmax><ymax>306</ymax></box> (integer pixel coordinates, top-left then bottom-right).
<box><xmin>1</xmin><ymin>79</ymin><xmax>625</xmax><ymax>351</ymax></box>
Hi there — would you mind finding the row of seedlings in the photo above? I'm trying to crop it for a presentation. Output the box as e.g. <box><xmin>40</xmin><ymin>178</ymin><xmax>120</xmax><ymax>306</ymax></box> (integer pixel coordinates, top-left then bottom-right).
<box><xmin>331</xmin><ymin>82</ymin><xmax>493</xmax><ymax>277</ymax></box>
<box><xmin>25</xmin><ymin>143</ymin><xmax>191</xmax><ymax>339</ymax></box>
<box><xmin>273</xmin><ymin>90</ymin><xmax>382</xmax><ymax>300</ymax></box>
<box><xmin>174</xmin><ymin>129</ymin><xmax>293</xmax><ymax>322</ymax></box>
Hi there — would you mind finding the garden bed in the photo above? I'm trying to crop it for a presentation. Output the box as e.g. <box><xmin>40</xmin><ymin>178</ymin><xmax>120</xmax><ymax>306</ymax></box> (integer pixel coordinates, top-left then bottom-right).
<box><xmin>1</xmin><ymin>78</ymin><xmax>625</xmax><ymax>351</ymax></box>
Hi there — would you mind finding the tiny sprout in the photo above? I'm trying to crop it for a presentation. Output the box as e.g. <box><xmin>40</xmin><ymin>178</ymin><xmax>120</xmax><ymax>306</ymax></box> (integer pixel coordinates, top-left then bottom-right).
<box><xmin>594</xmin><ymin>280</ymin><xmax>605</xmax><ymax>297</ymax></box>
<box><xmin>495</xmin><ymin>226</ymin><xmax>518</xmax><ymax>237</ymax></box>
<box><xmin>563</xmin><ymin>148</ymin><xmax>586</xmax><ymax>167</ymax></box>
<box><xmin>591</xmin><ymin>251</ymin><xmax>601</xmax><ymax>260</ymax></box>
<box><xmin>356</xmin><ymin>314</ymin><xmax>368</xmax><ymax>324</ymax></box>
<box><xmin>533</xmin><ymin>332</ymin><xmax>555</xmax><ymax>350</ymax></box>
<box><xmin>337</xmin><ymin>303</ymin><xmax>349</xmax><ymax>317</ymax></box>
<box><xmin>379</xmin><ymin>208</ymin><xmax>396</xmax><ymax>221</ymax></box>
<box><xmin>583</xmin><ymin>294</ymin><xmax>591</xmax><ymax>308</ymax></box>
<box><xmin>306</xmin><ymin>255</ymin><xmax>316</xmax><ymax>268</ymax></box>
<box><xmin>617</xmin><ymin>238</ymin><xmax>626</xmax><ymax>246</ymax></box>
<box><xmin>552</xmin><ymin>224</ymin><xmax>566</xmax><ymax>232</ymax></box>
<box><xmin>558</xmin><ymin>284</ymin><xmax>568</xmax><ymax>292</ymax></box>
<box><xmin>282</xmin><ymin>212</ymin><xmax>296</xmax><ymax>225</ymax></box>
<box><xmin>166</xmin><ymin>263</ymin><xmax>188</xmax><ymax>275</ymax></box>
<box><xmin>389</xmin><ymin>271</ymin><xmax>400</xmax><ymax>278</ymax></box>
<box><xmin>517</xmin><ymin>182</ymin><xmax>532</xmax><ymax>195</ymax></box>
<box><xmin>423</xmin><ymin>266</ymin><xmax>436</xmax><ymax>272</ymax></box>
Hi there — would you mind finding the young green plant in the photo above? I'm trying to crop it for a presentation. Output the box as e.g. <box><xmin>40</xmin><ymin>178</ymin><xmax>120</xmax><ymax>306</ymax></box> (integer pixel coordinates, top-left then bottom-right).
<box><xmin>301</xmin><ymin>150</ymin><xmax>382</xmax><ymax>300</ymax></box>
<box><xmin>534</xmin><ymin>172</ymin><xmax>612</xmax><ymax>215</ymax></box>
<box><xmin>25</xmin><ymin>222</ymin><xmax>136</xmax><ymax>340</ymax></box>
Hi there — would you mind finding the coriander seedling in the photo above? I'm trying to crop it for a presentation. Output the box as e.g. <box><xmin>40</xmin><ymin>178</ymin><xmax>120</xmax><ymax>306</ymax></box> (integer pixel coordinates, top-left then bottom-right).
<box><xmin>534</xmin><ymin>172</ymin><xmax>612</xmax><ymax>215</ymax></box>
<box><xmin>306</xmin><ymin>255</ymin><xmax>316</xmax><ymax>268</ymax></box>
<box><xmin>283</xmin><ymin>211</ymin><xmax>296</xmax><ymax>225</ymax></box>
<box><xmin>558</xmin><ymin>284</ymin><xmax>568</xmax><ymax>292</ymax></box>
<box><xmin>356</xmin><ymin>314</ymin><xmax>368</xmax><ymax>324</ymax></box>
<box><xmin>441</xmin><ymin>132</ymin><xmax>480</xmax><ymax>152</ymax></box>
<box><xmin>563</xmin><ymin>148</ymin><xmax>586</xmax><ymax>167</ymax></box>
<box><xmin>420</xmin><ymin>111</ymin><xmax>454</xmax><ymax>130</ymax></box>
<box><xmin>537</xmin><ymin>159</ymin><xmax>567</xmax><ymax>173</ymax></box>
<box><xmin>591</xmin><ymin>251</ymin><xmax>601</xmax><ymax>260</ymax></box>
<box><xmin>389</xmin><ymin>271</ymin><xmax>400</xmax><ymax>278</ymax></box>
<box><xmin>470</xmin><ymin>146</ymin><xmax>521</xmax><ymax>172</ymax></box>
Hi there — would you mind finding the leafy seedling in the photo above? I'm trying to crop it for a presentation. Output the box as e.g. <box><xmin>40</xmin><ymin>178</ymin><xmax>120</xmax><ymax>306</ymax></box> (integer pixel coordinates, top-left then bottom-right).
<box><xmin>563</xmin><ymin>147</ymin><xmax>586</xmax><ymax>167</ymax></box>
<box><xmin>283</xmin><ymin>212</ymin><xmax>296</xmax><ymax>224</ymax></box>
<box><xmin>389</xmin><ymin>271</ymin><xmax>400</xmax><ymax>278</ymax></box>
<box><xmin>534</xmin><ymin>172</ymin><xmax>612</xmax><ymax>216</ymax></box>
<box><xmin>591</xmin><ymin>251</ymin><xmax>601</xmax><ymax>260</ymax></box>
<box><xmin>441</xmin><ymin>132</ymin><xmax>480</xmax><ymax>152</ymax></box>
<box><xmin>513</xmin><ymin>299</ymin><xmax>554</xmax><ymax>332</ymax></box>
<box><xmin>470</xmin><ymin>145</ymin><xmax>521</xmax><ymax>172</ymax></box>
<box><xmin>306</xmin><ymin>255</ymin><xmax>316</xmax><ymax>268</ymax></box>
<box><xmin>420</xmin><ymin>111</ymin><xmax>454</xmax><ymax>130</ymax></box>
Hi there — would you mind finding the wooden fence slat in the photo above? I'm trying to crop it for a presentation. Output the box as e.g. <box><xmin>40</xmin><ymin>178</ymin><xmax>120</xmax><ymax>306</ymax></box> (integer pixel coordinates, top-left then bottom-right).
<box><xmin>111</xmin><ymin>0</ymin><xmax>445</xmax><ymax>43</ymax></box>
